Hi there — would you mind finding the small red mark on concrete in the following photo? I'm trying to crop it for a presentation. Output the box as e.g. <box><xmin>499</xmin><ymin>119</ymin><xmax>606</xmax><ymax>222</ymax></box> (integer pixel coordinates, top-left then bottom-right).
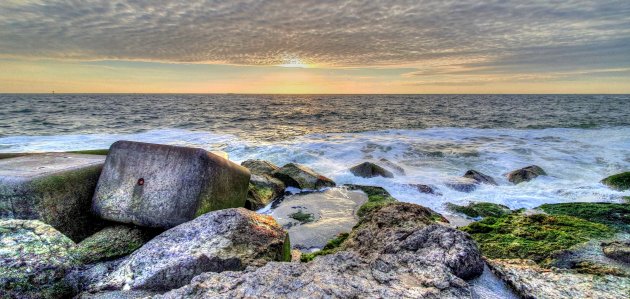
<box><xmin>138</xmin><ymin>178</ymin><xmax>144</xmax><ymax>186</ymax></box>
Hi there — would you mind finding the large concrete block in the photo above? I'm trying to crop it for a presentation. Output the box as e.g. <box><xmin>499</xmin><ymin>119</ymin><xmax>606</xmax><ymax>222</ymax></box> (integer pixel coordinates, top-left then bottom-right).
<box><xmin>92</xmin><ymin>141</ymin><xmax>250</xmax><ymax>228</ymax></box>
<box><xmin>0</xmin><ymin>153</ymin><xmax>106</xmax><ymax>241</ymax></box>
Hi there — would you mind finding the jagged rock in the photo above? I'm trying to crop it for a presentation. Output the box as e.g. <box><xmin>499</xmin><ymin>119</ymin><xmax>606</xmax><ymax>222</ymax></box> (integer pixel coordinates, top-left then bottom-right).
<box><xmin>507</xmin><ymin>165</ymin><xmax>546</xmax><ymax>184</ymax></box>
<box><xmin>92</xmin><ymin>141</ymin><xmax>250</xmax><ymax>229</ymax></box>
<box><xmin>272</xmin><ymin>163</ymin><xmax>335</xmax><ymax>190</ymax></box>
<box><xmin>73</xmin><ymin>225</ymin><xmax>150</xmax><ymax>265</ymax></box>
<box><xmin>487</xmin><ymin>259</ymin><xmax>630</xmax><ymax>299</ymax></box>
<box><xmin>86</xmin><ymin>208</ymin><xmax>290</xmax><ymax>293</ymax></box>
<box><xmin>246</xmin><ymin>174</ymin><xmax>285</xmax><ymax>210</ymax></box>
<box><xmin>349</xmin><ymin>161</ymin><xmax>394</xmax><ymax>178</ymax></box>
<box><xmin>154</xmin><ymin>203</ymin><xmax>484</xmax><ymax>299</ymax></box>
<box><xmin>601</xmin><ymin>172</ymin><xmax>630</xmax><ymax>191</ymax></box>
<box><xmin>602</xmin><ymin>240</ymin><xmax>630</xmax><ymax>264</ymax></box>
<box><xmin>0</xmin><ymin>153</ymin><xmax>106</xmax><ymax>241</ymax></box>
<box><xmin>271</xmin><ymin>188</ymin><xmax>367</xmax><ymax>250</ymax></box>
<box><xmin>445</xmin><ymin>177</ymin><xmax>478</xmax><ymax>192</ymax></box>
<box><xmin>0</xmin><ymin>219</ymin><xmax>76</xmax><ymax>299</ymax></box>
<box><xmin>241</xmin><ymin>159</ymin><xmax>280</xmax><ymax>176</ymax></box>
<box><xmin>446</xmin><ymin>202</ymin><xmax>512</xmax><ymax>218</ymax></box>
<box><xmin>378</xmin><ymin>158</ymin><xmax>405</xmax><ymax>175</ymax></box>
<box><xmin>463</xmin><ymin>170</ymin><xmax>497</xmax><ymax>185</ymax></box>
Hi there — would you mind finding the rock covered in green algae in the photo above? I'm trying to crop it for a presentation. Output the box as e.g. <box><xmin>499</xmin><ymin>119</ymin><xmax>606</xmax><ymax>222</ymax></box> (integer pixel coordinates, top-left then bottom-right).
<box><xmin>349</xmin><ymin>161</ymin><xmax>394</xmax><ymax>178</ymax></box>
<box><xmin>0</xmin><ymin>219</ymin><xmax>76</xmax><ymax>299</ymax></box>
<box><xmin>0</xmin><ymin>153</ymin><xmax>107</xmax><ymax>242</ymax></box>
<box><xmin>461</xmin><ymin>212</ymin><xmax>614</xmax><ymax>265</ymax></box>
<box><xmin>92</xmin><ymin>141</ymin><xmax>251</xmax><ymax>229</ymax></box>
<box><xmin>241</xmin><ymin>159</ymin><xmax>280</xmax><ymax>176</ymax></box>
<box><xmin>272</xmin><ymin>163</ymin><xmax>335</xmax><ymax>190</ymax></box>
<box><xmin>446</xmin><ymin>202</ymin><xmax>512</xmax><ymax>218</ymax></box>
<box><xmin>86</xmin><ymin>208</ymin><xmax>290</xmax><ymax>293</ymax></box>
<box><xmin>487</xmin><ymin>259</ymin><xmax>630</xmax><ymax>299</ymax></box>
<box><xmin>153</xmin><ymin>203</ymin><xmax>484</xmax><ymax>299</ymax></box>
<box><xmin>246</xmin><ymin>174</ymin><xmax>286</xmax><ymax>210</ymax></box>
<box><xmin>507</xmin><ymin>165</ymin><xmax>546</xmax><ymax>184</ymax></box>
<box><xmin>73</xmin><ymin>225</ymin><xmax>150</xmax><ymax>265</ymax></box>
<box><xmin>601</xmin><ymin>172</ymin><xmax>630</xmax><ymax>191</ymax></box>
<box><xmin>463</xmin><ymin>169</ymin><xmax>497</xmax><ymax>185</ymax></box>
<box><xmin>538</xmin><ymin>202</ymin><xmax>630</xmax><ymax>232</ymax></box>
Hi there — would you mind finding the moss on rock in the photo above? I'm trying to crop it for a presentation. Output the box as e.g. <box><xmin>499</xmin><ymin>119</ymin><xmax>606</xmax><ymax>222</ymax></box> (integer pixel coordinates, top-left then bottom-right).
<box><xmin>300</xmin><ymin>232</ymin><xmax>349</xmax><ymax>262</ymax></box>
<box><xmin>345</xmin><ymin>184</ymin><xmax>397</xmax><ymax>217</ymax></box>
<box><xmin>446</xmin><ymin>202</ymin><xmax>512</xmax><ymax>218</ymax></box>
<box><xmin>538</xmin><ymin>202</ymin><xmax>630</xmax><ymax>232</ymax></box>
<box><xmin>73</xmin><ymin>225</ymin><xmax>150</xmax><ymax>264</ymax></box>
<box><xmin>601</xmin><ymin>172</ymin><xmax>630</xmax><ymax>191</ymax></box>
<box><xmin>461</xmin><ymin>212</ymin><xmax>614</xmax><ymax>265</ymax></box>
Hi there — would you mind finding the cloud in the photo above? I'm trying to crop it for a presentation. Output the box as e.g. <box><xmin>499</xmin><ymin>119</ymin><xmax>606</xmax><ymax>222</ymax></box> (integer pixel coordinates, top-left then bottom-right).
<box><xmin>0</xmin><ymin>0</ymin><xmax>629</xmax><ymax>73</ymax></box>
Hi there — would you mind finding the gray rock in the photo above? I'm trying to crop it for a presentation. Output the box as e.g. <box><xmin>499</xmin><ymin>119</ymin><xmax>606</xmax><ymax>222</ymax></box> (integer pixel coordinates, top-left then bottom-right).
<box><xmin>0</xmin><ymin>153</ymin><xmax>106</xmax><ymax>241</ymax></box>
<box><xmin>92</xmin><ymin>141</ymin><xmax>250</xmax><ymax>228</ymax></box>
<box><xmin>65</xmin><ymin>258</ymin><xmax>123</xmax><ymax>295</ymax></box>
<box><xmin>445</xmin><ymin>177</ymin><xmax>478</xmax><ymax>192</ymax></box>
<box><xmin>349</xmin><ymin>161</ymin><xmax>394</xmax><ymax>178</ymax></box>
<box><xmin>241</xmin><ymin>159</ymin><xmax>280</xmax><ymax>176</ymax></box>
<box><xmin>0</xmin><ymin>219</ymin><xmax>76</xmax><ymax>299</ymax></box>
<box><xmin>246</xmin><ymin>174</ymin><xmax>285</xmax><ymax>210</ymax></box>
<box><xmin>487</xmin><ymin>259</ymin><xmax>630</xmax><ymax>299</ymax></box>
<box><xmin>407</xmin><ymin>183</ymin><xmax>440</xmax><ymax>195</ymax></box>
<box><xmin>88</xmin><ymin>208</ymin><xmax>290</xmax><ymax>293</ymax></box>
<box><xmin>155</xmin><ymin>203</ymin><xmax>484</xmax><ymax>299</ymax></box>
<box><xmin>463</xmin><ymin>169</ymin><xmax>497</xmax><ymax>185</ymax></box>
<box><xmin>73</xmin><ymin>225</ymin><xmax>150</xmax><ymax>265</ymax></box>
<box><xmin>270</xmin><ymin>188</ymin><xmax>367</xmax><ymax>250</ymax></box>
<box><xmin>272</xmin><ymin>163</ymin><xmax>335</xmax><ymax>190</ymax></box>
<box><xmin>507</xmin><ymin>165</ymin><xmax>546</xmax><ymax>184</ymax></box>
<box><xmin>602</xmin><ymin>240</ymin><xmax>630</xmax><ymax>264</ymax></box>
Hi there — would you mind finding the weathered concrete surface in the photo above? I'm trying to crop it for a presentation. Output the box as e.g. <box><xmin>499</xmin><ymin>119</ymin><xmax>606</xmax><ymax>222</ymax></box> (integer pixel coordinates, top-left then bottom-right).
<box><xmin>0</xmin><ymin>219</ymin><xmax>77</xmax><ymax>299</ymax></box>
<box><xmin>273</xmin><ymin>163</ymin><xmax>335</xmax><ymax>190</ymax></box>
<box><xmin>154</xmin><ymin>203</ymin><xmax>484</xmax><ymax>299</ymax></box>
<box><xmin>488</xmin><ymin>259</ymin><xmax>630</xmax><ymax>299</ymax></box>
<box><xmin>0</xmin><ymin>153</ymin><xmax>106</xmax><ymax>241</ymax></box>
<box><xmin>271</xmin><ymin>188</ymin><xmax>367</xmax><ymax>250</ymax></box>
<box><xmin>92</xmin><ymin>141</ymin><xmax>250</xmax><ymax>228</ymax></box>
<box><xmin>87</xmin><ymin>208</ymin><xmax>290</xmax><ymax>293</ymax></box>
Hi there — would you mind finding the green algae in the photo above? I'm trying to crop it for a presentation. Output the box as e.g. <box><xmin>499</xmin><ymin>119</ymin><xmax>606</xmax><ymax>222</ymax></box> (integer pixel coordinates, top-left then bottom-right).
<box><xmin>446</xmin><ymin>202</ymin><xmax>512</xmax><ymax>218</ymax></box>
<box><xmin>601</xmin><ymin>172</ymin><xmax>630</xmax><ymax>191</ymax></box>
<box><xmin>66</xmin><ymin>149</ymin><xmax>109</xmax><ymax>155</ymax></box>
<box><xmin>300</xmin><ymin>232</ymin><xmax>349</xmax><ymax>262</ymax></box>
<box><xmin>73</xmin><ymin>225</ymin><xmax>147</xmax><ymax>264</ymax></box>
<box><xmin>345</xmin><ymin>185</ymin><xmax>397</xmax><ymax>217</ymax></box>
<box><xmin>461</xmin><ymin>212</ymin><xmax>614</xmax><ymax>265</ymax></box>
<box><xmin>538</xmin><ymin>202</ymin><xmax>630</xmax><ymax>232</ymax></box>
<box><xmin>282</xmin><ymin>234</ymin><xmax>292</xmax><ymax>262</ymax></box>
<box><xmin>289</xmin><ymin>210</ymin><xmax>314</xmax><ymax>224</ymax></box>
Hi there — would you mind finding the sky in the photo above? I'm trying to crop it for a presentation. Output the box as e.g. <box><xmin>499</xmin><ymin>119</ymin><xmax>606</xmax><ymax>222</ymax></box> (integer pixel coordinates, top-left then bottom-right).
<box><xmin>0</xmin><ymin>0</ymin><xmax>629</xmax><ymax>94</ymax></box>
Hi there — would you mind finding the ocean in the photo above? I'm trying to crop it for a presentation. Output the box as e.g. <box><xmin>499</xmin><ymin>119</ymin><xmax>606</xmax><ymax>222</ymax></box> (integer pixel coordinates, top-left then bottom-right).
<box><xmin>1</xmin><ymin>94</ymin><xmax>629</xmax><ymax>215</ymax></box>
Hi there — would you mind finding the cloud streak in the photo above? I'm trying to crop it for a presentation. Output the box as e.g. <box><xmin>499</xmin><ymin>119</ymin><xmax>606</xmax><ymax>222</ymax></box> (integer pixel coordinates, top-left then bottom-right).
<box><xmin>0</xmin><ymin>0</ymin><xmax>629</xmax><ymax>70</ymax></box>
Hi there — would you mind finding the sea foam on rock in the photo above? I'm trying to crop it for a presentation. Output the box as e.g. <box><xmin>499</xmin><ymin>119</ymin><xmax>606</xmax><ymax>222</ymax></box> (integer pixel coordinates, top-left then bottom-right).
<box><xmin>86</xmin><ymin>208</ymin><xmax>290</xmax><ymax>293</ymax></box>
<box><xmin>92</xmin><ymin>141</ymin><xmax>250</xmax><ymax>228</ymax></box>
<box><xmin>0</xmin><ymin>153</ymin><xmax>106</xmax><ymax>241</ymax></box>
<box><xmin>155</xmin><ymin>202</ymin><xmax>484</xmax><ymax>298</ymax></box>
<box><xmin>272</xmin><ymin>163</ymin><xmax>335</xmax><ymax>190</ymax></box>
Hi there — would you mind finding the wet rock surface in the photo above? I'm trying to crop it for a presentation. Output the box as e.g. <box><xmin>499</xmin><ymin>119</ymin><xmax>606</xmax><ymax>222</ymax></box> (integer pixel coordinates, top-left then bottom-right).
<box><xmin>445</xmin><ymin>177</ymin><xmax>478</xmax><ymax>192</ymax></box>
<box><xmin>155</xmin><ymin>203</ymin><xmax>484</xmax><ymax>299</ymax></box>
<box><xmin>0</xmin><ymin>219</ymin><xmax>76</xmax><ymax>299</ymax></box>
<box><xmin>0</xmin><ymin>153</ymin><xmax>106</xmax><ymax>241</ymax></box>
<box><xmin>246</xmin><ymin>174</ymin><xmax>286</xmax><ymax>210</ymax></box>
<box><xmin>446</xmin><ymin>202</ymin><xmax>512</xmax><ymax>218</ymax></box>
<box><xmin>92</xmin><ymin>141</ymin><xmax>251</xmax><ymax>229</ymax></box>
<box><xmin>86</xmin><ymin>208</ymin><xmax>290</xmax><ymax>293</ymax></box>
<box><xmin>601</xmin><ymin>171</ymin><xmax>630</xmax><ymax>191</ymax></box>
<box><xmin>270</xmin><ymin>188</ymin><xmax>367</xmax><ymax>250</ymax></box>
<box><xmin>463</xmin><ymin>169</ymin><xmax>497</xmax><ymax>185</ymax></box>
<box><xmin>272</xmin><ymin>163</ymin><xmax>335</xmax><ymax>190</ymax></box>
<box><xmin>241</xmin><ymin>159</ymin><xmax>279</xmax><ymax>176</ymax></box>
<box><xmin>349</xmin><ymin>161</ymin><xmax>394</xmax><ymax>178</ymax></box>
<box><xmin>507</xmin><ymin>165</ymin><xmax>546</xmax><ymax>184</ymax></box>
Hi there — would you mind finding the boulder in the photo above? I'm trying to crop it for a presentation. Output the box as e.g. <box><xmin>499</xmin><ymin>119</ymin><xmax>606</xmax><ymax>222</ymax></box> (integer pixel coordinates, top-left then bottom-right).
<box><xmin>445</xmin><ymin>177</ymin><xmax>478</xmax><ymax>192</ymax></box>
<box><xmin>245</xmin><ymin>174</ymin><xmax>286</xmax><ymax>210</ymax></box>
<box><xmin>349</xmin><ymin>161</ymin><xmax>394</xmax><ymax>178</ymax></box>
<box><xmin>88</xmin><ymin>208</ymin><xmax>290</xmax><ymax>293</ymax></box>
<box><xmin>241</xmin><ymin>159</ymin><xmax>280</xmax><ymax>176</ymax></box>
<box><xmin>507</xmin><ymin>165</ymin><xmax>546</xmax><ymax>184</ymax></box>
<box><xmin>446</xmin><ymin>202</ymin><xmax>512</xmax><ymax>218</ymax></box>
<box><xmin>487</xmin><ymin>259</ymin><xmax>630</xmax><ymax>299</ymax></box>
<box><xmin>73</xmin><ymin>225</ymin><xmax>150</xmax><ymax>265</ymax></box>
<box><xmin>92</xmin><ymin>141</ymin><xmax>250</xmax><ymax>228</ymax></box>
<box><xmin>155</xmin><ymin>203</ymin><xmax>484</xmax><ymax>299</ymax></box>
<box><xmin>0</xmin><ymin>219</ymin><xmax>76</xmax><ymax>299</ymax></box>
<box><xmin>272</xmin><ymin>163</ymin><xmax>335</xmax><ymax>190</ymax></box>
<box><xmin>271</xmin><ymin>188</ymin><xmax>367</xmax><ymax>250</ymax></box>
<box><xmin>601</xmin><ymin>172</ymin><xmax>630</xmax><ymax>191</ymax></box>
<box><xmin>463</xmin><ymin>170</ymin><xmax>497</xmax><ymax>185</ymax></box>
<box><xmin>64</xmin><ymin>259</ymin><xmax>123</xmax><ymax>296</ymax></box>
<box><xmin>602</xmin><ymin>240</ymin><xmax>630</xmax><ymax>264</ymax></box>
<box><xmin>0</xmin><ymin>153</ymin><xmax>106</xmax><ymax>241</ymax></box>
